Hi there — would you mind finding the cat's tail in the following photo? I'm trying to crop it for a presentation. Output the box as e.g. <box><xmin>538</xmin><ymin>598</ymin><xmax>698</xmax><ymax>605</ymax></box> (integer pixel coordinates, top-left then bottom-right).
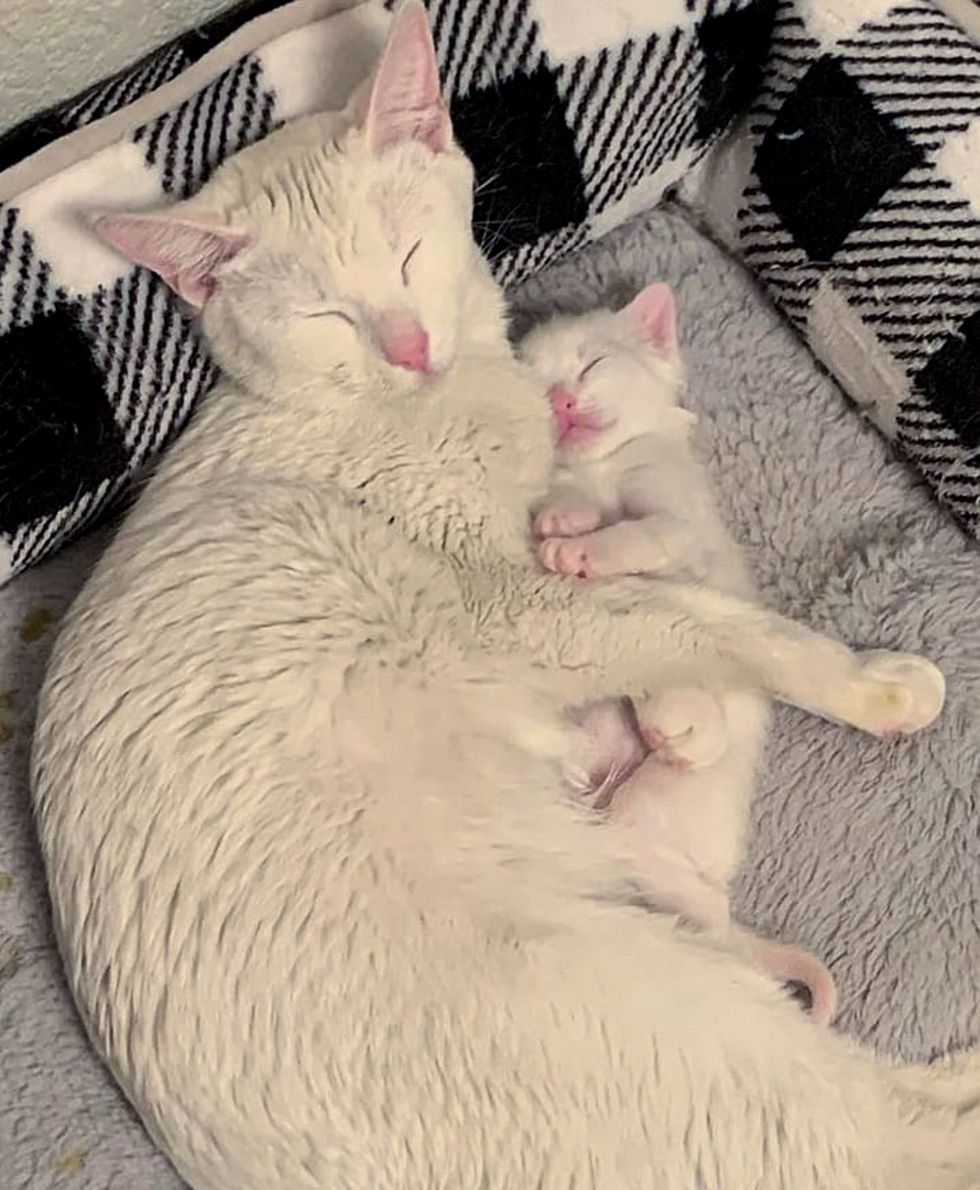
<box><xmin>876</xmin><ymin>1048</ymin><xmax>980</xmax><ymax>1190</ymax></box>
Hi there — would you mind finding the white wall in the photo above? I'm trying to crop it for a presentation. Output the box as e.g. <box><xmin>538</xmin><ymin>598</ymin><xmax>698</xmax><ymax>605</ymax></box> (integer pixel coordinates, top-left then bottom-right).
<box><xmin>0</xmin><ymin>0</ymin><xmax>235</xmax><ymax>133</ymax></box>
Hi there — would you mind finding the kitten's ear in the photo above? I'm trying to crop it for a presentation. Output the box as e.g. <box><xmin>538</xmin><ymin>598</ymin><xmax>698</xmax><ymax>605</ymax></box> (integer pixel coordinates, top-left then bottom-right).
<box><xmin>94</xmin><ymin>213</ymin><xmax>250</xmax><ymax>308</ymax></box>
<box><xmin>365</xmin><ymin>0</ymin><xmax>450</xmax><ymax>155</ymax></box>
<box><xmin>624</xmin><ymin>283</ymin><xmax>677</xmax><ymax>354</ymax></box>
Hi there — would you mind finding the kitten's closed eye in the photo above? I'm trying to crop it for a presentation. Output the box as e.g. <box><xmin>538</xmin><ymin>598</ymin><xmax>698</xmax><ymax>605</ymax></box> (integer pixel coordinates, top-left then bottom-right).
<box><xmin>401</xmin><ymin>239</ymin><xmax>423</xmax><ymax>286</ymax></box>
<box><xmin>578</xmin><ymin>356</ymin><xmax>607</xmax><ymax>381</ymax></box>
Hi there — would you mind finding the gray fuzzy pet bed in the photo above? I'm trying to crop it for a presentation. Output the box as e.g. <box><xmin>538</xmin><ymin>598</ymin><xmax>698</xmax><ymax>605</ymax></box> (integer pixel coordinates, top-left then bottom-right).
<box><xmin>1</xmin><ymin>205</ymin><xmax>978</xmax><ymax>1187</ymax></box>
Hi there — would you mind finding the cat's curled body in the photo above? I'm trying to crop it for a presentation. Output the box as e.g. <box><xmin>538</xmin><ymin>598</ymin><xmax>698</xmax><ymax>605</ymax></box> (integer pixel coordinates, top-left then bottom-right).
<box><xmin>31</xmin><ymin>6</ymin><xmax>975</xmax><ymax>1189</ymax></box>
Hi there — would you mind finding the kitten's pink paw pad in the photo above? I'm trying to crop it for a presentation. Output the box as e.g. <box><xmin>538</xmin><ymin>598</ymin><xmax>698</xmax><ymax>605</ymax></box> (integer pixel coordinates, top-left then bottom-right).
<box><xmin>637</xmin><ymin>687</ymin><xmax>729</xmax><ymax>772</ymax></box>
<box><xmin>854</xmin><ymin>650</ymin><xmax>946</xmax><ymax>737</ymax></box>
<box><xmin>535</xmin><ymin>505</ymin><xmax>601</xmax><ymax>539</ymax></box>
<box><xmin>654</xmin><ymin>746</ymin><xmax>694</xmax><ymax>773</ymax></box>
<box><xmin>636</xmin><ymin>725</ymin><xmax>690</xmax><ymax>771</ymax></box>
<box><xmin>539</xmin><ymin>536</ymin><xmax>596</xmax><ymax>578</ymax></box>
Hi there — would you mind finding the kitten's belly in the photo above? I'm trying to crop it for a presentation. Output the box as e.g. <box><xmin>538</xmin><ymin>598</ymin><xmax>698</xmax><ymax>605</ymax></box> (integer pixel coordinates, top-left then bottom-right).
<box><xmin>567</xmin><ymin>698</ymin><xmax>645</xmax><ymax>798</ymax></box>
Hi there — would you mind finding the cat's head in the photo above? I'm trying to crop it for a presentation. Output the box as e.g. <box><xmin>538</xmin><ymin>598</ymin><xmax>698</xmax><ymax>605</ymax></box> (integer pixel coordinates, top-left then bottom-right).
<box><xmin>92</xmin><ymin>1</ymin><xmax>503</xmax><ymax>396</ymax></box>
<box><xmin>518</xmin><ymin>284</ymin><xmax>692</xmax><ymax>460</ymax></box>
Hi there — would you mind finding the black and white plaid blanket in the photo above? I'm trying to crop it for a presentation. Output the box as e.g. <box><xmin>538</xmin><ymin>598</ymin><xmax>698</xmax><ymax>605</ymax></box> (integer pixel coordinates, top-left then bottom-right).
<box><xmin>0</xmin><ymin>0</ymin><xmax>774</xmax><ymax>584</ymax></box>
<box><xmin>687</xmin><ymin>0</ymin><xmax>980</xmax><ymax>538</ymax></box>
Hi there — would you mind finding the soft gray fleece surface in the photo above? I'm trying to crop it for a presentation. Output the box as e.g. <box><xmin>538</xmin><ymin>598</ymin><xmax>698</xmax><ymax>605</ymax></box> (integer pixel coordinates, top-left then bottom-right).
<box><xmin>2</xmin><ymin>206</ymin><xmax>978</xmax><ymax>1188</ymax></box>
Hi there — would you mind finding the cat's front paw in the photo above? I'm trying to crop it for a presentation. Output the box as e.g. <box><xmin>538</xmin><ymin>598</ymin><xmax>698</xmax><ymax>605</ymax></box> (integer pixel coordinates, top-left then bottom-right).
<box><xmin>636</xmin><ymin>687</ymin><xmax>730</xmax><ymax>772</ymax></box>
<box><xmin>850</xmin><ymin>650</ymin><xmax>946</xmax><ymax>737</ymax></box>
<box><xmin>535</xmin><ymin>503</ymin><xmax>601</xmax><ymax>540</ymax></box>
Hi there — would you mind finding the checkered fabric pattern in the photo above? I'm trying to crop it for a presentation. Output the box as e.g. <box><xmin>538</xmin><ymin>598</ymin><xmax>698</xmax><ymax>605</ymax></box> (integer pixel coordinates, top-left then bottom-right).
<box><xmin>0</xmin><ymin>0</ymin><xmax>774</xmax><ymax>584</ymax></box>
<box><xmin>686</xmin><ymin>0</ymin><xmax>980</xmax><ymax>538</ymax></box>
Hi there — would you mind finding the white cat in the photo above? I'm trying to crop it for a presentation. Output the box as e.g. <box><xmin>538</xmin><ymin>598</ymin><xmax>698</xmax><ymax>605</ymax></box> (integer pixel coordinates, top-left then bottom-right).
<box><xmin>520</xmin><ymin>284</ymin><xmax>836</xmax><ymax>1025</ymax></box>
<box><xmin>31</xmin><ymin>6</ymin><xmax>974</xmax><ymax>1189</ymax></box>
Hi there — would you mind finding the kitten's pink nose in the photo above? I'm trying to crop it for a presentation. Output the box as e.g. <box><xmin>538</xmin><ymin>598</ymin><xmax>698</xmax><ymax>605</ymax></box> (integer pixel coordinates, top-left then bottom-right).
<box><xmin>548</xmin><ymin>383</ymin><xmax>577</xmax><ymax>413</ymax></box>
<box><xmin>377</xmin><ymin>311</ymin><xmax>431</xmax><ymax>373</ymax></box>
<box><xmin>548</xmin><ymin>384</ymin><xmax>578</xmax><ymax>435</ymax></box>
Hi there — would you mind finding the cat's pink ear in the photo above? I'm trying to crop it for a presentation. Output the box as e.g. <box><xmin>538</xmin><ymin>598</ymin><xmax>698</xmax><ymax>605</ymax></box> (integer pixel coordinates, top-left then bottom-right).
<box><xmin>625</xmin><ymin>283</ymin><xmax>677</xmax><ymax>354</ymax></box>
<box><xmin>365</xmin><ymin>0</ymin><xmax>450</xmax><ymax>155</ymax></box>
<box><xmin>94</xmin><ymin>213</ymin><xmax>250</xmax><ymax>308</ymax></box>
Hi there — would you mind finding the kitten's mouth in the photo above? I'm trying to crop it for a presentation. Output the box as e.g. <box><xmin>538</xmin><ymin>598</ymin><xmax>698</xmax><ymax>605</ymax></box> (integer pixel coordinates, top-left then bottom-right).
<box><xmin>557</xmin><ymin>422</ymin><xmax>603</xmax><ymax>447</ymax></box>
<box><xmin>555</xmin><ymin>412</ymin><xmax>610</xmax><ymax>448</ymax></box>
<box><xmin>548</xmin><ymin>384</ymin><xmax>609</xmax><ymax>447</ymax></box>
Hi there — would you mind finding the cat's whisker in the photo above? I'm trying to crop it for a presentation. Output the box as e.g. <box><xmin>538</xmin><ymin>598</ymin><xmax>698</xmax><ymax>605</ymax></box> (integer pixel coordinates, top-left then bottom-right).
<box><xmin>473</xmin><ymin>172</ymin><xmax>502</xmax><ymax>195</ymax></box>
<box><xmin>472</xmin><ymin>208</ymin><xmax>524</xmax><ymax>233</ymax></box>
<box><xmin>473</xmin><ymin>211</ymin><xmax>528</xmax><ymax>256</ymax></box>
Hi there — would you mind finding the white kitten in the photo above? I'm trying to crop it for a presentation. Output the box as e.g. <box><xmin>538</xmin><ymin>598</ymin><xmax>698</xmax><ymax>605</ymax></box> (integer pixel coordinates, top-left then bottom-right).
<box><xmin>520</xmin><ymin>285</ymin><xmax>837</xmax><ymax>1025</ymax></box>
<box><xmin>30</xmin><ymin>6</ymin><xmax>970</xmax><ymax>1189</ymax></box>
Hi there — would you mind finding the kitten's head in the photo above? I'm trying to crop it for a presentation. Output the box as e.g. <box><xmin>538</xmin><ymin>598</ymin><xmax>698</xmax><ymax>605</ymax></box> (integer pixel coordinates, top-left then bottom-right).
<box><xmin>92</xmin><ymin>1</ymin><xmax>502</xmax><ymax>396</ymax></box>
<box><xmin>518</xmin><ymin>284</ymin><xmax>692</xmax><ymax>460</ymax></box>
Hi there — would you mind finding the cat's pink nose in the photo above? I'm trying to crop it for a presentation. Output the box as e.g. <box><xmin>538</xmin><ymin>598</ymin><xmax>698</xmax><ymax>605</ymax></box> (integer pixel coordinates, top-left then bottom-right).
<box><xmin>377</xmin><ymin>312</ymin><xmax>431</xmax><ymax>373</ymax></box>
<box><xmin>385</xmin><ymin>328</ymin><xmax>430</xmax><ymax>372</ymax></box>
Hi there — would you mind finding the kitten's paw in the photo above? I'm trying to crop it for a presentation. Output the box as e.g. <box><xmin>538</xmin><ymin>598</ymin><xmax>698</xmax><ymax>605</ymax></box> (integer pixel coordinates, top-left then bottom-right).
<box><xmin>539</xmin><ymin>535</ymin><xmax>599</xmax><ymax>579</ymax></box>
<box><xmin>850</xmin><ymin>650</ymin><xmax>946</xmax><ymax>737</ymax></box>
<box><xmin>535</xmin><ymin>503</ymin><xmax>601</xmax><ymax>539</ymax></box>
<box><xmin>637</xmin><ymin>687</ymin><xmax>730</xmax><ymax>772</ymax></box>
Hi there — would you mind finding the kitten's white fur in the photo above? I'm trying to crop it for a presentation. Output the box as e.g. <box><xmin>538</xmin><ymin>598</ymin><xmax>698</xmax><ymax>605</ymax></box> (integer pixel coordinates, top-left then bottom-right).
<box><xmin>521</xmin><ymin>291</ymin><xmax>837</xmax><ymax>1025</ymax></box>
<box><xmin>31</xmin><ymin>5</ymin><xmax>974</xmax><ymax>1188</ymax></box>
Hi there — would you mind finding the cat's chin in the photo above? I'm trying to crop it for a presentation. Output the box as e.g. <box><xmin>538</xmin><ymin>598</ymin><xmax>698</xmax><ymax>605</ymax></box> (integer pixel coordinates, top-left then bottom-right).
<box><xmin>374</xmin><ymin>362</ymin><xmax>444</xmax><ymax>398</ymax></box>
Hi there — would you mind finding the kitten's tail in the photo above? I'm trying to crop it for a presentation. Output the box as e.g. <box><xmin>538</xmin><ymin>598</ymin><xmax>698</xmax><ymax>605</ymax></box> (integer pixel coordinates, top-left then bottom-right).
<box><xmin>744</xmin><ymin>935</ymin><xmax>839</xmax><ymax>1027</ymax></box>
<box><xmin>738</xmin><ymin>934</ymin><xmax>980</xmax><ymax>1183</ymax></box>
<box><xmin>726</xmin><ymin>925</ymin><xmax>838</xmax><ymax>1027</ymax></box>
<box><xmin>878</xmin><ymin>1048</ymin><xmax>980</xmax><ymax>1189</ymax></box>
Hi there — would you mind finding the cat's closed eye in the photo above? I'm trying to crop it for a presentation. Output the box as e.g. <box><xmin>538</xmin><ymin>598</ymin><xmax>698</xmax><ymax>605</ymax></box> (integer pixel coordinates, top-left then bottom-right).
<box><xmin>578</xmin><ymin>356</ymin><xmax>607</xmax><ymax>380</ymax></box>
<box><xmin>305</xmin><ymin>310</ymin><xmax>357</xmax><ymax>328</ymax></box>
<box><xmin>401</xmin><ymin>239</ymin><xmax>423</xmax><ymax>286</ymax></box>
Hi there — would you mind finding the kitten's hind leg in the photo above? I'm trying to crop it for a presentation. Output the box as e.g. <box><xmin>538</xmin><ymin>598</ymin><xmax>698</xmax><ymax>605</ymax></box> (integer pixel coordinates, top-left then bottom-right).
<box><xmin>638</xmin><ymin>686</ymin><xmax>730</xmax><ymax>771</ymax></box>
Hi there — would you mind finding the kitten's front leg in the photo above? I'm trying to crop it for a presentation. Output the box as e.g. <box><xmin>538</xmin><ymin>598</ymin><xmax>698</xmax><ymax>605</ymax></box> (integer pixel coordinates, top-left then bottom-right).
<box><xmin>534</xmin><ymin>499</ymin><xmax>601</xmax><ymax>540</ymax></box>
<box><xmin>538</xmin><ymin>518</ymin><xmax>685</xmax><ymax>579</ymax></box>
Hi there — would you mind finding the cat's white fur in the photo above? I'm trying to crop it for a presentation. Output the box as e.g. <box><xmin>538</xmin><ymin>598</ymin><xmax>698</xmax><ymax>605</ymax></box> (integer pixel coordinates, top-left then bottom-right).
<box><xmin>31</xmin><ymin>5</ymin><xmax>975</xmax><ymax>1188</ymax></box>
<box><xmin>520</xmin><ymin>290</ymin><xmax>837</xmax><ymax>1025</ymax></box>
